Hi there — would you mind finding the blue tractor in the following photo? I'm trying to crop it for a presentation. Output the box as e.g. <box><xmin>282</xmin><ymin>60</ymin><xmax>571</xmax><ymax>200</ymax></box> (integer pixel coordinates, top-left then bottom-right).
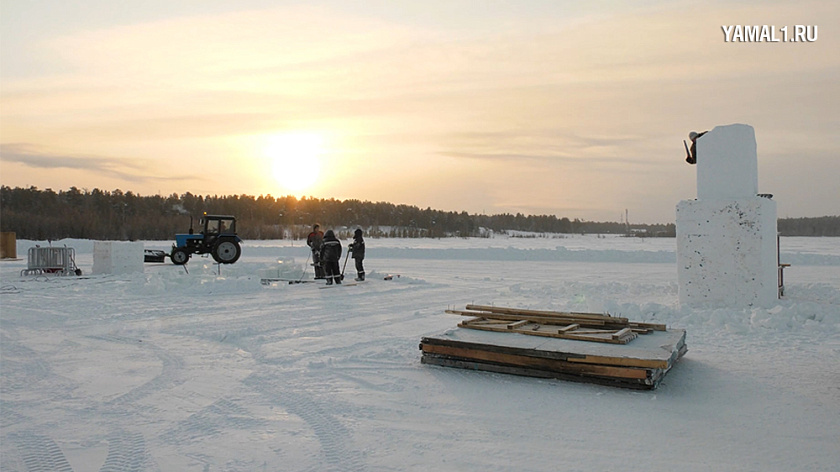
<box><xmin>171</xmin><ymin>214</ymin><xmax>242</xmax><ymax>265</ymax></box>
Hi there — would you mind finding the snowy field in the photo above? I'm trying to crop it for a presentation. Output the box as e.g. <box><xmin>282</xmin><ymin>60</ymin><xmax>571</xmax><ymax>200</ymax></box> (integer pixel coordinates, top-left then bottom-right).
<box><xmin>1</xmin><ymin>234</ymin><xmax>839</xmax><ymax>472</ymax></box>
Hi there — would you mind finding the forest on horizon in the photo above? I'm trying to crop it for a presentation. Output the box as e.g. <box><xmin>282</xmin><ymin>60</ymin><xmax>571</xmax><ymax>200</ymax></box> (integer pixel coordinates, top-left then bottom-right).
<box><xmin>1</xmin><ymin>186</ymin><xmax>838</xmax><ymax>241</ymax></box>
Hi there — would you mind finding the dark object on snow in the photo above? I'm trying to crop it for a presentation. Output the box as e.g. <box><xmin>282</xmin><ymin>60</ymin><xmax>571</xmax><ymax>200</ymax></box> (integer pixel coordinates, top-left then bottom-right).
<box><xmin>340</xmin><ymin>250</ymin><xmax>350</xmax><ymax>281</ymax></box>
<box><xmin>259</xmin><ymin>278</ymin><xmax>317</xmax><ymax>285</ymax></box>
<box><xmin>684</xmin><ymin>130</ymin><xmax>707</xmax><ymax>164</ymax></box>
<box><xmin>144</xmin><ymin>249</ymin><xmax>167</xmax><ymax>263</ymax></box>
<box><xmin>307</xmin><ymin>224</ymin><xmax>325</xmax><ymax>279</ymax></box>
<box><xmin>348</xmin><ymin>228</ymin><xmax>365</xmax><ymax>281</ymax></box>
<box><xmin>320</xmin><ymin>230</ymin><xmax>342</xmax><ymax>285</ymax></box>
<box><xmin>170</xmin><ymin>214</ymin><xmax>242</xmax><ymax>265</ymax></box>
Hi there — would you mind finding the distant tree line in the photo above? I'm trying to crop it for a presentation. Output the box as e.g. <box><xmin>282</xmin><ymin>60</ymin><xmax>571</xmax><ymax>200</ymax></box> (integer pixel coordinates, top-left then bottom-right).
<box><xmin>0</xmin><ymin>186</ymin><xmax>836</xmax><ymax>240</ymax></box>
<box><xmin>777</xmin><ymin>216</ymin><xmax>840</xmax><ymax>237</ymax></box>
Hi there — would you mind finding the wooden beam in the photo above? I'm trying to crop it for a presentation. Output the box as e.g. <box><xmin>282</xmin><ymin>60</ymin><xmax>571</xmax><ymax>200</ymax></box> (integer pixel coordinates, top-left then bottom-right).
<box><xmin>446</xmin><ymin>309</ymin><xmax>608</xmax><ymax>327</ymax></box>
<box><xmin>466</xmin><ymin>304</ymin><xmax>627</xmax><ymax>323</ymax></box>
<box><xmin>458</xmin><ymin>305</ymin><xmax>667</xmax><ymax>331</ymax></box>
<box><xmin>457</xmin><ymin>320</ymin><xmax>636</xmax><ymax>344</ymax></box>
<box><xmin>612</xmin><ymin>328</ymin><xmax>634</xmax><ymax>340</ymax></box>
<box><xmin>421</xmin><ymin>355</ymin><xmax>657</xmax><ymax>390</ymax></box>
<box><xmin>420</xmin><ymin>335</ymin><xmax>676</xmax><ymax>369</ymax></box>
<box><xmin>625</xmin><ymin>321</ymin><xmax>666</xmax><ymax>331</ymax></box>
<box><xmin>420</xmin><ymin>343</ymin><xmax>650</xmax><ymax>380</ymax></box>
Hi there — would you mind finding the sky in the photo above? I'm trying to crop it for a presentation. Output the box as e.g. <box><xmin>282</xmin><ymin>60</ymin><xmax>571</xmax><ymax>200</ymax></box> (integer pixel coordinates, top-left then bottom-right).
<box><xmin>1</xmin><ymin>0</ymin><xmax>837</xmax><ymax>223</ymax></box>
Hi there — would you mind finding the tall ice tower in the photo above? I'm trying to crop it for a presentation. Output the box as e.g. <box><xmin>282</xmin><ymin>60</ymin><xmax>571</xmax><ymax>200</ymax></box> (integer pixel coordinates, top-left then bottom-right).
<box><xmin>676</xmin><ymin>124</ymin><xmax>778</xmax><ymax>308</ymax></box>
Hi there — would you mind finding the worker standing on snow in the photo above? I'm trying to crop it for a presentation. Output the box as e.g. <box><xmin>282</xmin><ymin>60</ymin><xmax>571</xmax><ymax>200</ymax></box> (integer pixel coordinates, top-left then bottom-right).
<box><xmin>320</xmin><ymin>229</ymin><xmax>342</xmax><ymax>285</ymax></box>
<box><xmin>349</xmin><ymin>228</ymin><xmax>366</xmax><ymax>281</ymax></box>
<box><xmin>307</xmin><ymin>224</ymin><xmax>325</xmax><ymax>279</ymax></box>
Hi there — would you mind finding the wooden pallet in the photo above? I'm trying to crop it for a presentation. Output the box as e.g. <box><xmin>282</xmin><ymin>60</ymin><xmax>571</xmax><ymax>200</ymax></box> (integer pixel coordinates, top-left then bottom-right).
<box><xmin>449</xmin><ymin>304</ymin><xmax>666</xmax><ymax>333</ymax></box>
<box><xmin>421</xmin><ymin>305</ymin><xmax>687</xmax><ymax>389</ymax></box>
<box><xmin>457</xmin><ymin>317</ymin><xmax>639</xmax><ymax>344</ymax></box>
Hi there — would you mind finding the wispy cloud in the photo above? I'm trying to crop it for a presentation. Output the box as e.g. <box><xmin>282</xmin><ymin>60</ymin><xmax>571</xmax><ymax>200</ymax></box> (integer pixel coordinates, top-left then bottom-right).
<box><xmin>1</xmin><ymin>143</ymin><xmax>188</xmax><ymax>183</ymax></box>
<box><xmin>437</xmin><ymin>129</ymin><xmax>654</xmax><ymax>168</ymax></box>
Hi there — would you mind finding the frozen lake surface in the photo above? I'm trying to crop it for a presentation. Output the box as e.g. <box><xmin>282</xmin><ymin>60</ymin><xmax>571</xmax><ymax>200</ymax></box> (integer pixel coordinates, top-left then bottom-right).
<box><xmin>2</xmin><ymin>234</ymin><xmax>838</xmax><ymax>471</ymax></box>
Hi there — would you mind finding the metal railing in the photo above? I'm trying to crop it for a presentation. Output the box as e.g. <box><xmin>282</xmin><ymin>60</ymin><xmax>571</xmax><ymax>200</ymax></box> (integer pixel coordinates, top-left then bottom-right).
<box><xmin>20</xmin><ymin>246</ymin><xmax>81</xmax><ymax>276</ymax></box>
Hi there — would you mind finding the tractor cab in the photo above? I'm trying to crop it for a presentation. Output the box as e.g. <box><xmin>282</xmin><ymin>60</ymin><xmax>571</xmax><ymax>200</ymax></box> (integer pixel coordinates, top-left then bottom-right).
<box><xmin>200</xmin><ymin>215</ymin><xmax>236</xmax><ymax>244</ymax></box>
<box><xmin>171</xmin><ymin>214</ymin><xmax>242</xmax><ymax>265</ymax></box>
<box><xmin>202</xmin><ymin>215</ymin><xmax>236</xmax><ymax>235</ymax></box>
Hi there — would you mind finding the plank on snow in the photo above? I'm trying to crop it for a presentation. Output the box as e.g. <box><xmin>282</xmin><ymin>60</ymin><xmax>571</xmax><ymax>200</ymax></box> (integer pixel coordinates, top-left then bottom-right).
<box><xmin>447</xmin><ymin>309</ymin><xmax>666</xmax><ymax>333</ymax></box>
<box><xmin>420</xmin><ymin>355</ymin><xmax>659</xmax><ymax>390</ymax></box>
<box><xmin>420</xmin><ymin>343</ymin><xmax>651</xmax><ymax>380</ymax></box>
<box><xmin>458</xmin><ymin>318</ymin><xmax>638</xmax><ymax>344</ymax></box>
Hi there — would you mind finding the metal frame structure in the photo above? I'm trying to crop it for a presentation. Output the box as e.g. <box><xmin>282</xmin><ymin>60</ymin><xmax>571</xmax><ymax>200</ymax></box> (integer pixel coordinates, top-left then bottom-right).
<box><xmin>20</xmin><ymin>246</ymin><xmax>81</xmax><ymax>276</ymax></box>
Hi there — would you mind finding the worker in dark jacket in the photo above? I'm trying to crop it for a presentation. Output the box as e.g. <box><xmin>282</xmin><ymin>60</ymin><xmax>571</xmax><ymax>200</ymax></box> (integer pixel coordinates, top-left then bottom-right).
<box><xmin>320</xmin><ymin>229</ymin><xmax>342</xmax><ymax>285</ymax></box>
<box><xmin>307</xmin><ymin>224</ymin><xmax>325</xmax><ymax>279</ymax></box>
<box><xmin>348</xmin><ymin>228</ymin><xmax>365</xmax><ymax>281</ymax></box>
<box><xmin>684</xmin><ymin>130</ymin><xmax>707</xmax><ymax>164</ymax></box>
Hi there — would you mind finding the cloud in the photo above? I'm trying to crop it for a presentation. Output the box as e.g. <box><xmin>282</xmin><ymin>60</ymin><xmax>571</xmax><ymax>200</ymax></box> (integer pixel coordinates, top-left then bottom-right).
<box><xmin>437</xmin><ymin>129</ymin><xmax>655</xmax><ymax>169</ymax></box>
<box><xmin>0</xmin><ymin>143</ymin><xmax>189</xmax><ymax>183</ymax></box>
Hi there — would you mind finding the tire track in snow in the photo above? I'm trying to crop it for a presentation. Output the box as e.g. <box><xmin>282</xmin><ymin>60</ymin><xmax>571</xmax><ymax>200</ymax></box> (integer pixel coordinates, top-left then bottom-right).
<box><xmin>99</xmin><ymin>430</ymin><xmax>157</xmax><ymax>472</ymax></box>
<box><xmin>9</xmin><ymin>432</ymin><xmax>73</xmax><ymax>472</ymax></box>
<box><xmin>90</xmin><ymin>335</ymin><xmax>186</xmax><ymax>407</ymax></box>
<box><xmin>0</xmin><ymin>336</ymin><xmax>52</xmax><ymax>395</ymax></box>
<box><xmin>244</xmin><ymin>374</ymin><xmax>367</xmax><ymax>472</ymax></box>
<box><xmin>160</xmin><ymin>397</ymin><xmax>265</xmax><ymax>445</ymax></box>
<box><xmin>0</xmin><ymin>402</ymin><xmax>29</xmax><ymax>429</ymax></box>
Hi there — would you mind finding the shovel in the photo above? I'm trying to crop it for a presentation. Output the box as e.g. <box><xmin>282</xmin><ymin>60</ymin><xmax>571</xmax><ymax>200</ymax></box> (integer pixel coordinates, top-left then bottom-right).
<box><xmin>340</xmin><ymin>250</ymin><xmax>350</xmax><ymax>281</ymax></box>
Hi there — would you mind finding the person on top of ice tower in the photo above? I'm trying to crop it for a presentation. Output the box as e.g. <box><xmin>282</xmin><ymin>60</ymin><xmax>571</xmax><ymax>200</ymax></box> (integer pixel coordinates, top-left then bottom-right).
<box><xmin>684</xmin><ymin>130</ymin><xmax>707</xmax><ymax>164</ymax></box>
<box><xmin>307</xmin><ymin>224</ymin><xmax>325</xmax><ymax>279</ymax></box>
<box><xmin>320</xmin><ymin>229</ymin><xmax>342</xmax><ymax>285</ymax></box>
<box><xmin>349</xmin><ymin>228</ymin><xmax>366</xmax><ymax>281</ymax></box>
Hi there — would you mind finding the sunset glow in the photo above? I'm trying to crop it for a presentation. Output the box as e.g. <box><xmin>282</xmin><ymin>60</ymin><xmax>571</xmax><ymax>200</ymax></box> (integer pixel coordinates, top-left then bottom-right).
<box><xmin>1</xmin><ymin>1</ymin><xmax>837</xmax><ymax>222</ymax></box>
<box><xmin>263</xmin><ymin>132</ymin><xmax>325</xmax><ymax>195</ymax></box>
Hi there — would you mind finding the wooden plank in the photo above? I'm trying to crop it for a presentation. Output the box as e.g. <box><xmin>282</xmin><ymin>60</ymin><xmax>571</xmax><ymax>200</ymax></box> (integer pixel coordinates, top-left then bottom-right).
<box><xmin>461</xmin><ymin>318</ymin><xmax>509</xmax><ymax>326</ymax></box>
<box><xmin>420</xmin><ymin>335</ymin><xmax>674</xmax><ymax>369</ymax></box>
<box><xmin>466</xmin><ymin>304</ymin><xmax>628</xmax><ymax>323</ymax></box>
<box><xmin>561</xmin><ymin>329</ymin><xmax>613</xmax><ymax>334</ymax></box>
<box><xmin>420</xmin><ymin>336</ymin><xmax>583</xmax><ymax>362</ymax></box>
<box><xmin>446</xmin><ymin>310</ymin><xmax>608</xmax><ymax>327</ymax></box>
<box><xmin>457</xmin><ymin>305</ymin><xmax>668</xmax><ymax>331</ymax></box>
<box><xmin>563</xmin><ymin>354</ymin><xmax>668</xmax><ymax>369</ymax></box>
<box><xmin>449</xmin><ymin>309</ymin><xmax>667</xmax><ymax>332</ymax></box>
<box><xmin>558</xmin><ymin>333</ymin><xmax>630</xmax><ymax>344</ymax></box>
<box><xmin>420</xmin><ymin>343</ymin><xmax>651</xmax><ymax>380</ymax></box>
<box><xmin>507</xmin><ymin>320</ymin><xmax>529</xmax><ymax>329</ymax></box>
<box><xmin>557</xmin><ymin>324</ymin><xmax>580</xmax><ymax>332</ymax></box>
<box><xmin>628</xmin><ymin>321</ymin><xmax>667</xmax><ymax>332</ymax></box>
<box><xmin>421</xmin><ymin>355</ymin><xmax>657</xmax><ymax>390</ymax></box>
<box><xmin>457</xmin><ymin>320</ymin><xmax>635</xmax><ymax>345</ymax></box>
<box><xmin>612</xmin><ymin>328</ymin><xmax>634</xmax><ymax>340</ymax></box>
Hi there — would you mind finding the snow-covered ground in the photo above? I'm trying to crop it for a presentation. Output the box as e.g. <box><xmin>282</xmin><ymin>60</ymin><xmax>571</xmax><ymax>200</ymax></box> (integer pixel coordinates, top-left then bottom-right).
<box><xmin>1</xmin><ymin>235</ymin><xmax>838</xmax><ymax>471</ymax></box>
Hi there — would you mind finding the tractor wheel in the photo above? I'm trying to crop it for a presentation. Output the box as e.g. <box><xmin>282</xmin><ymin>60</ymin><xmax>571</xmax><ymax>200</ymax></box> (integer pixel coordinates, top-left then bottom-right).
<box><xmin>171</xmin><ymin>248</ymin><xmax>190</xmax><ymax>265</ymax></box>
<box><xmin>212</xmin><ymin>239</ymin><xmax>241</xmax><ymax>264</ymax></box>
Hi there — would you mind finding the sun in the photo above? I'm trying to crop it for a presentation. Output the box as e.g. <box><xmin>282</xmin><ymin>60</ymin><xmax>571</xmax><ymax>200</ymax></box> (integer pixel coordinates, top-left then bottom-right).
<box><xmin>263</xmin><ymin>132</ymin><xmax>324</xmax><ymax>194</ymax></box>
